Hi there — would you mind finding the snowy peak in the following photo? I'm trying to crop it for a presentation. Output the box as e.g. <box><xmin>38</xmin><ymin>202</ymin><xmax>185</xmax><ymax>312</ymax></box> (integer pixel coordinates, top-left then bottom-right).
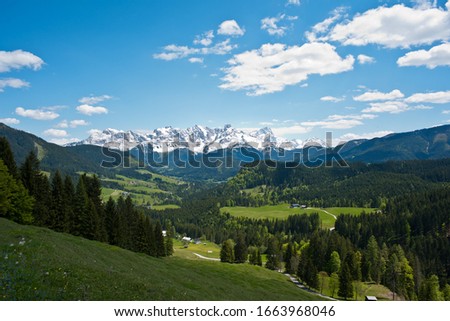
<box><xmin>69</xmin><ymin>125</ymin><xmax>306</xmax><ymax>153</ymax></box>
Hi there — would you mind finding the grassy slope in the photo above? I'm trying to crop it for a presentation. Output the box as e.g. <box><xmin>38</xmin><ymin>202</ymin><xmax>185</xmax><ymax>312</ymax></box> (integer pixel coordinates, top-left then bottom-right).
<box><xmin>220</xmin><ymin>205</ymin><xmax>376</xmax><ymax>229</ymax></box>
<box><xmin>0</xmin><ymin>218</ymin><xmax>321</xmax><ymax>301</ymax></box>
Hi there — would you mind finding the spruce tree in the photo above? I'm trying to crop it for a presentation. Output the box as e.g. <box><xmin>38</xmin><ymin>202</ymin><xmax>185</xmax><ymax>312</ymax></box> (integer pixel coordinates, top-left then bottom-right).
<box><xmin>234</xmin><ymin>232</ymin><xmax>248</xmax><ymax>263</ymax></box>
<box><xmin>154</xmin><ymin>221</ymin><xmax>166</xmax><ymax>257</ymax></box>
<box><xmin>265</xmin><ymin>236</ymin><xmax>281</xmax><ymax>270</ymax></box>
<box><xmin>220</xmin><ymin>239</ymin><xmax>234</xmax><ymax>263</ymax></box>
<box><xmin>338</xmin><ymin>259</ymin><xmax>354</xmax><ymax>300</ymax></box>
<box><xmin>51</xmin><ymin>171</ymin><xmax>69</xmax><ymax>232</ymax></box>
<box><xmin>0</xmin><ymin>137</ymin><xmax>18</xmax><ymax>179</ymax></box>
<box><xmin>104</xmin><ymin>197</ymin><xmax>119</xmax><ymax>245</ymax></box>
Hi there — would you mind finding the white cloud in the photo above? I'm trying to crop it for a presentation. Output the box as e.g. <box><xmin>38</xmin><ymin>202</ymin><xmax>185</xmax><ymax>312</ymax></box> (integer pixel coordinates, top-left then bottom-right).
<box><xmin>0</xmin><ymin>50</ymin><xmax>44</xmax><ymax>73</ymax></box>
<box><xmin>0</xmin><ymin>118</ymin><xmax>20</xmax><ymax>125</ymax></box>
<box><xmin>217</xmin><ymin>20</ymin><xmax>245</xmax><ymax>37</ymax></box>
<box><xmin>259</xmin><ymin>122</ymin><xmax>274</xmax><ymax>126</ymax></box>
<box><xmin>300</xmin><ymin>114</ymin><xmax>375</xmax><ymax>129</ymax></box>
<box><xmin>286</xmin><ymin>0</ymin><xmax>300</xmax><ymax>6</ymax></box>
<box><xmin>194</xmin><ymin>30</ymin><xmax>214</xmax><ymax>46</ymax></box>
<box><xmin>78</xmin><ymin>94</ymin><xmax>112</xmax><ymax>105</ymax></box>
<box><xmin>261</xmin><ymin>14</ymin><xmax>296</xmax><ymax>37</ymax></box>
<box><xmin>43</xmin><ymin>129</ymin><xmax>68</xmax><ymax>137</ymax></box>
<box><xmin>188</xmin><ymin>57</ymin><xmax>204</xmax><ymax>64</ymax></box>
<box><xmin>272</xmin><ymin>125</ymin><xmax>311</xmax><ymax>136</ymax></box>
<box><xmin>69</xmin><ymin>119</ymin><xmax>89</xmax><ymax>127</ymax></box>
<box><xmin>55</xmin><ymin>120</ymin><xmax>68</xmax><ymax>128</ymax></box>
<box><xmin>0</xmin><ymin>78</ymin><xmax>30</xmax><ymax>92</ymax></box>
<box><xmin>397</xmin><ymin>43</ymin><xmax>450</xmax><ymax>68</ymax></box>
<box><xmin>305</xmin><ymin>7</ymin><xmax>346</xmax><ymax>42</ymax></box>
<box><xmin>357</xmin><ymin>54</ymin><xmax>375</xmax><ymax>64</ymax></box>
<box><xmin>15</xmin><ymin>107</ymin><xmax>59</xmax><ymax>120</ymax></box>
<box><xmin>405</xmin><ymin>90</ymin><xmax>450</xmax><ymax>103</ymax></box>
<box><xmin>362</xmin><ymin>101</ymin><xmax>410</xmax><ymax>113</ymax></box>
<box><xmin>339</xmin><ymin>130</ymin><xmax>393</xmax><ymax>141</ymax></box>
<box><xmin>76</xmin><ymin>104</ymin><xmax>108</xmax><ymax>116</ymax></box>
<box><xmin>443</xmin><ymin>110</ymin><xmax>450</xmax><ymax>114</ymax></box>
<box><xmin>320</xmin><ymin>96</ymin><xmax>344</xmax><ymax>102</ymax></box>
<box><xmin>325</xmin><ymin>3</ymin><xmax>450</xmax><ymax>48</ymax></box>
<box><xmin>353</xmin><ymin>89</ymin><xmax>404</xmax><ymax>101</ymax></box>
<box><xmin>49</xmin><ymin>137</ymin><xmax>80</xmax><ymax>146</ymax></box>
<box><xmin>154</xmin><ymin>40</ymin><xmax>236</xmax><ymax>61</ymax></box>
<box><xmin>220</xmin><ymin>42</ymin><xmax>354</xmax><ymax>96</ymax></box>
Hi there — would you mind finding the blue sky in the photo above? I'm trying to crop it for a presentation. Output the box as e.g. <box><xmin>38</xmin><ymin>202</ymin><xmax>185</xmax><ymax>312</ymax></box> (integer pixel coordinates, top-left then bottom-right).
<box><xmin>1</xmin><ymin>0</ymin><xmax>450</xmax><ymax>145</ymax></box>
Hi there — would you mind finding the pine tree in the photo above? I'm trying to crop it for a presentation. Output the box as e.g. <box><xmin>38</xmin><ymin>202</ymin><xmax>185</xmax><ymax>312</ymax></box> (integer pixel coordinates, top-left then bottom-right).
<box><xmin>104</xmin><ymin>197</ymin><xmax>119</xmax><ymax>245</ymax></box>
<box><xmin>154</xmin><ymin>221</ymin><xmax>166</xmax><ymax>257</ymax></box>
<box><xmin>165</xmin><ymin>235</ymin><xmax>174</xmax><ymax>256</ymax></box>
<box><xmin>20</xmin><ymin>151</ymin><xmax>51</xmax><ymax>226</ymax></box>
<box><xmin>0</xmin><ymin>137</ymin><xmax>18</xmax><ymax>179</ymax></box>
<box><xmin>63</xmin><ymin>175</ymin><xmax>75</xmax><ymax>233</ymax></box>
<box><xmin>220</xmin><ymin>239</ymin><xmax>234</xmax><ymax>263</ymax></box>
<box><xmin>51</xmin><ymin>171</ymin><xmax>69</xmax><ymax>232</ymax></box>
<box><xmin>365</xmin><ymin>235</ymin><xmax>381</xmax><ymax>283</ymax></box>
<box><xmin>338</xmin><ymin>257</ymin><xmax>354</xmax><ymax>300</ymax></box>
<box><xmin>234</xmin><ymin>232</ymin><xmax>248</xmax><ymax>263</ymax></box>
<box><xmin>265</xmin><ymin>236</ymin><xmax>281</xmax><ymax>270</ymax></box>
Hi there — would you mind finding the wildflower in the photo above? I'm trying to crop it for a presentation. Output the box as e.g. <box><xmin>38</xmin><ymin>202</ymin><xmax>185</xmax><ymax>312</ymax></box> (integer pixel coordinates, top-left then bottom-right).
<box><xmin>18</xmin><ymin>239</ymin><xmax>26</xmax><ymax>246</ymax></box>
<box><xmin>3</xmin><ymin>255</ymin><xmax>8</xmax><ymax>260</ymax></box>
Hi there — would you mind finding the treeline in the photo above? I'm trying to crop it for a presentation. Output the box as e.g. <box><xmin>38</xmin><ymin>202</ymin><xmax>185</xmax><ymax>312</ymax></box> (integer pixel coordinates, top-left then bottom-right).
<box><xmin>216</xmin><ymin>159</ymin><xmax>450</xmax><ymax>208</ymax></box>
<box><xmin>0</xmin><ymin>137</ymin><xmax>171</xmax><ymax>258</ymax></box>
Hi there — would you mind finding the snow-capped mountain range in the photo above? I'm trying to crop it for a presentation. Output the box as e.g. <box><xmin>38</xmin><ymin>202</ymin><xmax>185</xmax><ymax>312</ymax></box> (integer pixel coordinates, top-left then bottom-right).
<box><xmin>68</xmin><ymin>124</ymin><xmax>325</xmax><ymax>153</ymax></box>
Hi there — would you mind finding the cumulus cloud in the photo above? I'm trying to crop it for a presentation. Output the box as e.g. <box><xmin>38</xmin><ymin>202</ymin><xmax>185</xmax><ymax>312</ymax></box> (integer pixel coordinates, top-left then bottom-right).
<box><xmin>362</xmin><ymin>101</ymin><xmax>410</xmax><ymax>113</ymax></box>
<box><xmin>0</xmin><ymin>50</ymin><xmax>44</xmax><ymax>73</ymax></box>
<box><xmin>15</xmin><ymin>107</ymin><xmax>59</xmax><ymax>120</ymax></box>
<box><xmin>76</xmin><ymin>104</ymin><xmax>108</xmax><ymax>116</ymax></box>
<box><xmin>305</xmin><ymin>7</ymin><xmax>347</xmax><ymax>42</ymax></box>
<box><xmin>300</xmin><ymin>114</ymin><xmax>375</xmax><ymax>129</ymax></box>
<box><xmin>194</xmin><ymin>30</ymin><xmax>214</xmax><ymax>46</ymax></box>
<box><xmin>49</xmin><ymin>137</ymin><xmax>81</xmax><ymax>146</ymax></box>
<box><xmin>271</xmin><ymin>125</ymin><xmax>311</xmax><ymax>136</ymax></box>
<box><xmin>261</xmin><ymin>14</ymin><xmax>297</xmax><ymax>37</ymax></box>
<box><xmin>217</xmin><ymin>20</ymin><xmax>245</xmax><ymax>37</ymax></box>
<box><xmin>339</xmin><ymin>130</ymin><xmax>393</xmax><ymax>141</ymax></box>
<box><xmin>357</xmin><ymin>54</ymin><xmax>375</xmax><ymax>64</ymax></box>
<box><xmin>220</xmin><ymin>42</ymin><xmax>354</xmax><ymax>96</ymax></box>
<box><xmin>286</xmin><ymin>0</ymin><xmax>300</xmax><ymax>6</ymax></box>
<box><xmin>324</xmin><ymin>3</ymin><xmax>450</xmax><ymax>48</ymax></box>
<box><xmin>0</xmin><ymin>118</ymin><xmax>20</xmax><ymax>125</ymax></box>
<box><xmin>43</xmin><ymin>129</ymin><xmax>68</xmax><ymax>137</ymax></box>
<box><xmin>443</xmin><ymin>110</ymin><xmax>450</xmax><ymax>114</ymax></box>
<box><xmin>320</xmin><ymin>96</ymin><xmax>344</xmax><ymax>102</ymax></box>
<box><xmin>188</xmin><ymin>57</ymin><xmax>204</xmax><ymax>64</ymax></box>
<box><xmin>154</xmin><ymin>40</ymin><xmax>236</xmax><ymax>61</ymax></box>
<box><xmin>0</xmin><ymin>78</ymin><xmax>30</xmax><ymax>92</ymax></box>
<box><xmin>353</xmin><ymin>89</ymin><xmax>404</xmax><ymax>101</ymax></box>
<box><xmin>397</xmin><ymin>43</ymin><xmax>450</xmax><ymax>68</ymax></box>
<box><xmin>78</xmin><ymin>94</ymin><xmax>112</xmax><ymax>105</ymax></box>
<box><xmin>405</xmin><ymin>90</ymin><xmax>450</xmax><ymax>103</ymax></box>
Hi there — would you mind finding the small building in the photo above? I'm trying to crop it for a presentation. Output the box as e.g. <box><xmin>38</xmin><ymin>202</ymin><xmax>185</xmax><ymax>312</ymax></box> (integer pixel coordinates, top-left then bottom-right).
<box><xmin>365</xmin><ymin>296</ymin><xmax>377</xmax><ymax>301</ymax></box>
<box><xmin>290</xmin><ymin>204</ymin><xmax>300</xmax><ymax>208</ymax></box>
<box><xmin>301</xmin><ymin>204</ymin><xmax>307</xmax><ymax>209</ymax></box>
<box><xmin>181</xmin><ymin>236</ymin><xmax>192</xmax><ymax>243</ymax></box>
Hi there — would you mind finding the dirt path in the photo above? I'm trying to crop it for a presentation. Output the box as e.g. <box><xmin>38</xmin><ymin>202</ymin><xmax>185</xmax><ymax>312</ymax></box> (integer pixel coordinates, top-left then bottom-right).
<box><xmin>193</xmin><ymin>253</ymin><xmax>220</xmax><ymax>261</ymax></box>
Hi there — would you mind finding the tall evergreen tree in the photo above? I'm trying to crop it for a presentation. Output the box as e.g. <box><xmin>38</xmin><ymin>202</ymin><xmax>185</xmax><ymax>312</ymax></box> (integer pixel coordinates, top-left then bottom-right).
<box><xmin>104</xmin><ymin>197</ymin><xmax>119</xmax><ymax>245</ymax></box>
<box><xmin>20</xmin><ymin>151</ymin><xmax>51</xmax><ymax>226</ymax></box>
<box><xmin>154</xmin><ymin>221</ymin><xmax>166</xmax><ymax>257</ymax></box>
<box><xmin>265</xmin><ymin>236</ymin><xmax>281</xmax><ymax>270</ymax></box>
<box><xmin>51</xmin><ymin>171</ymin><xmax>69</xmax><ymax>232</ymax></box>
<box><xmin>220</xmin><ymin>239</ymin><xmax>234</xmax><ymax>263</ymax></box>
<box><xmin>234</xmin><ymin>232</ymin><xmax>248</xmax><ymax>263</ymax></box>
<box><xmin>63</xmin><ymin>175</ymin><xmax>75</xmax><ymax>233</ymax></box>
<box><xmin>338</xmin><ymin>258</ymin><xmax>354</xmax><ymax>300</ymax></box>
<box><xmin>0</xmin><ymin>137</ymin><xmax>18</xmax><ymax>179</ymax></box>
